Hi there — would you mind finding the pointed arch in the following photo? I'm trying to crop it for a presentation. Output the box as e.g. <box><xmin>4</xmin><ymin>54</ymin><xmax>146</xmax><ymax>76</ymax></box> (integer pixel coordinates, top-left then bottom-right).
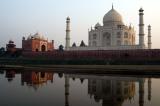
<box><xmin>103</xmin><ymin>32</ymin><xmax>111</xmax><ymax>46</ymax></box>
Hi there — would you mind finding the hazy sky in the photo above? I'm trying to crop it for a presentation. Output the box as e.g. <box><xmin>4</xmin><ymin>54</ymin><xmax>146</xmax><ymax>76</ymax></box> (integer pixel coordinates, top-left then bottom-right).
<box><xmin>0</xmin><ymin>0</ymin><xmax>160</xmax><ymax>48</ymax></box>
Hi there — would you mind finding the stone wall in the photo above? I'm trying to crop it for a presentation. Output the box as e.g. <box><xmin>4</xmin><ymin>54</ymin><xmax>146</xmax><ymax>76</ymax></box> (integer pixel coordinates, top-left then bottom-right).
<box><xmin>22</xmin><ymin>49</ymin><xmax>160</xmax><ymax>60</ymax></box>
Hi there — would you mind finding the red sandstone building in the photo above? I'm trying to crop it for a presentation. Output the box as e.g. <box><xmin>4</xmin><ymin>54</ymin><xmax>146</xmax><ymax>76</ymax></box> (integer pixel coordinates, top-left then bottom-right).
<box><xmin>21</xmin><ymin>71</ymin><xmax>53</xmax><ymax>85</ymax></box>
<box><xmin>6</xmin><ymin>40</ymin><xmax>16</xmax><ymax>53</ymax></box>
<box><xmin>6</xmin><ymin>40</ymin><xmax>22</xmax><ymax>54</ymax></box>
<box><xmin>22</xmin><ymin>32</ymin><xmax>54</xmax><ymax>52</ymax></box>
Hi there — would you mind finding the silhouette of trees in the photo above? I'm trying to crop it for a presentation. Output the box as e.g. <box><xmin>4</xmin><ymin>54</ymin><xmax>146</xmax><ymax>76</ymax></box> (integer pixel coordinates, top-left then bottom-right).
<box><xmin>59</xmin><ymin>45</ymin><xmax>64</xmax><ymax>51</ymax></box>
<box><xmin>80</xmin><ymin>40</ymin><xmax>86</xmax><ymax>47</ymax></box>
<box><xmin>0</xmin><ymin>47</ymin><xmax>5</xmax><ymax>56</ymax></box>
<box><xmin>0</xmin><ymin>47</ymin><xmax>5</xmax><ymax>52</ymax></box>
<box><xmin>72</xmin><ymin>42</ymin><xmax>76</xmax><ymax>47</ymax></box>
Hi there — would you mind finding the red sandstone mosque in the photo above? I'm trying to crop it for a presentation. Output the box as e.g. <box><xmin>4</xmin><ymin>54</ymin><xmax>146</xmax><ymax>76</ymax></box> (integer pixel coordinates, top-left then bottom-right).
<box><xmin>22</xmin><ymin>32</ymin><xmax>54</xmax><ymax>52</ymax></box>
<box><xmin>6</xmin><ymin>32</ymin><xmax>54</xmax><ymax>53</ymax></box>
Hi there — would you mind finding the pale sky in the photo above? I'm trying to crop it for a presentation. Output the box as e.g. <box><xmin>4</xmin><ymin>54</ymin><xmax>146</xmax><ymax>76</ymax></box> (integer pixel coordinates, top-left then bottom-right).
<box><xmin>0</xmin><ymin>0</ymin><xmax>160</xmax><ymax>48</ymax></box>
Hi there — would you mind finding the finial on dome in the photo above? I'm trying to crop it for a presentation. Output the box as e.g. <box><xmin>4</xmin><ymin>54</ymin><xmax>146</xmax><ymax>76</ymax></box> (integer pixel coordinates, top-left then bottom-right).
<box><xmin>148</xmin><ymin>25</ymin><xmax>151</xmax><ymax>29</ymax></box>
<box><xmin>112</xmin><ymin>3</ymin><xmax>114</xmax><ymax>9</ymax></box>
<box><xmin>139</xmin><ymin>7</ymin><xmax>144</xmax><ymax>12</ymax></box>
<box><xmin>67</xmin><ymin>16</ymin><xmax>70</xmax><ymax>20</ymax></box>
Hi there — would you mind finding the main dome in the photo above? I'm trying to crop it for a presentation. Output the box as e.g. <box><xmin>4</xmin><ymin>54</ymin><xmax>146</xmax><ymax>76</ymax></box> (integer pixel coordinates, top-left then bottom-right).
<box><xmin>103</xmin><ymin>7</ymin><xmax>124</xmax><ymax>26</ymax></box>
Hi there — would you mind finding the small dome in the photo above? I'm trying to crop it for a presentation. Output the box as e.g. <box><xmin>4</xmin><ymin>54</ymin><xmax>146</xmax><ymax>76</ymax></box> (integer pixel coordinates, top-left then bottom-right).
<box><xmin>139</xmin><ymin>8</ymin><xmax>144</xmax><ymax>12</ymax></box>
<box><xmin>9</xmin><ymin>40</ymin><xmax>14</xmax><ymax>44</ymax></box>
<box><xmin>103</xmin><ymin>7</ymin><xmax>123</xmax><ymax>26</ymax></box>
<box><xmin>41</xmin><ymin>36</ymin><xmax>46</xmax><ymax>40</ymax></box>
<box><xmin>27</xmin><ymin>34</ymin><xmax>32</xmax><ymax>39</ymax></box>
<box><xmin>95</xmin><ymin>23</ymin><xmax>101</xmax><ymax>28</ymax></box>
<box><xmin>33</xmin><ymin>32</ymin><xmax>42</xmax><ymax>39</ymax></box>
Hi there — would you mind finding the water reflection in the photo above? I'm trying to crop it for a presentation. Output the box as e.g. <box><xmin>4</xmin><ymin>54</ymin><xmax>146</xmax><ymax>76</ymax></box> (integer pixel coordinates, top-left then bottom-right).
<box><xmin>66</xmin><ymin>74</ymin><xmax>151</xmax><ymax>106</ymax></box>
<box><xmin>88</xmin><ymin>78</ymin><xmax>135</xmax><ymax>106</ymax></box>
<box><xmin>148</xmin><ymin>78</ymin><xmax>152</xmax><ymax>101</ymax></box>
<box><xmin>0</xmin><ymin>69</ymin><xmax>153</xmax><ymax>106</ymax></box>
<box><xmin>0</xmin><ymin>70</ymin><xmax>4</xmax><ymax>74</ymax></box>
<box><xmin>5</xmin><ymin>70</ymin><xmax>16</xmax><ymax>82</ymax></box>
<box><xmin>21</xmin><ymin>71</ymin><xmax>53</xmax><ymax>90</ymax></box>
<box><xmin>3</xmin><ymin>70</ymin><xmax>54</xmax><ymax>90</ymax></box>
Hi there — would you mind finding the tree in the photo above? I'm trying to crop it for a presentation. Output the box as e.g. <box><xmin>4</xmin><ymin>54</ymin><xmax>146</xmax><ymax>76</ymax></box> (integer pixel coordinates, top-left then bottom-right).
<box><xmin>0</xmin><ymin>47</ymin><xmax>5</xmax><ymax>56</ymax></box>
<box><xmin>59</xmin><ymin>45</ymin><xmax>64</xmax><ymax>51</ymax></box>
<box><xmin>72</xmin><ymin>42</ymin><xmax>76</xmax><ymax>47</ymax></box>
<box><xmin>80</xmin><ymin>40</ymin><xmax>86</xmax><ymax>47</ymax></box>
<box><xmin>0</xmin><ymin>47</ymin><xmax>5</xmax><ymax>52</ymax></box>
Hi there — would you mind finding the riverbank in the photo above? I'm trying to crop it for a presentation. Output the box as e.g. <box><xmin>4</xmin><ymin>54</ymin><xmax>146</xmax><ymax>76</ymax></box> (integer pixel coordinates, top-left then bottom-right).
<box><xmin>1</xmin><ymin>65</ymin><xmax>160</xmax><ymax>76</ymax></box>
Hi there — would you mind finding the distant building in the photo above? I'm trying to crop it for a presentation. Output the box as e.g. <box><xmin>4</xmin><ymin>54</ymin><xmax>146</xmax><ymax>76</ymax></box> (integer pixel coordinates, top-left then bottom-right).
<box><xmin>6</xmin><ymin>40</ymin><xmax>16</xmax><ymax>53</ymax></box>
<box><xmin>22</xmin><ymin>32</ymin><xmax>54</xmax><ymax>52</ymax></box>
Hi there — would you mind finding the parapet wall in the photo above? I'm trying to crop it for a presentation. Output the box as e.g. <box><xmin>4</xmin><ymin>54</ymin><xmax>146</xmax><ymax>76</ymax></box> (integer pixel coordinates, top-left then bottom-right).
<box><xmin>68</xmin><ymin>45</ymin><xmax>145</xmax><ymax>50</ymax></box>
<box><xmin>22</xmin><ymin>49</ymin><xmax>160</xmax><ymax>60</ymax></box>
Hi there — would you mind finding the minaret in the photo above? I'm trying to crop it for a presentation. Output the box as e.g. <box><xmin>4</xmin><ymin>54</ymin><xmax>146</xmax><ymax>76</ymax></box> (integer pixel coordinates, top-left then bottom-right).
<box><xmin>139</xmin><ymin>8</ymin><xmax>145</xmax><ymax>48</ymax></box>
<box><xmin>65</xmin><ymin>17</ymin><xmax>71</xmax><ymax>50</ymax></box>
<box><xmin>148</xmin><ymin>25</ymin><xmax>152</xmax><ymax>49</ymax></box>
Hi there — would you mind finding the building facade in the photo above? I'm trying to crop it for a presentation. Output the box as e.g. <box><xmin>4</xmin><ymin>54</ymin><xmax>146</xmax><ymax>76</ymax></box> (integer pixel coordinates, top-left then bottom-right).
<box><xmin>89</xmin><ymin>6</ymin><xmax>135</xmax><ymax>47</ymax></box>
<box><xmin>22</xmin><ymin>32</ymin><xmax>54</xmax><ymax>52</ymax></box>
<box><xmin>66</xmin><ymin>6</ymin><xmax>151</xmax><ymax>51</ymax></box>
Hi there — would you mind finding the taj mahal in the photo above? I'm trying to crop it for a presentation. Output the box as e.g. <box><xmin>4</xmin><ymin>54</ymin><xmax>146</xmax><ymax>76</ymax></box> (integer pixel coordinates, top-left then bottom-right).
<box><xmin>65</xmin><ymin>6</ymin><xmax>152</xmax><ymax>51</ymax></box>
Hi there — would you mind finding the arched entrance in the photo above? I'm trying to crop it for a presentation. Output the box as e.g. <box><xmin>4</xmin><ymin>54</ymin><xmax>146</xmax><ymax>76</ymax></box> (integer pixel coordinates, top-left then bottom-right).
<box><xmin>41</xmin><ymin>45</ymin><xmax>46</xmax><ymax>52</ymax></box>
<box><xmin>103</xmin><ymin>32</ymin><xmax>111</xmax><ymax>46</ymax></box>
<box><xmin>35</xmin><ymin>49</ymin><xmax>39</xmax><ymax>52</ymax></box>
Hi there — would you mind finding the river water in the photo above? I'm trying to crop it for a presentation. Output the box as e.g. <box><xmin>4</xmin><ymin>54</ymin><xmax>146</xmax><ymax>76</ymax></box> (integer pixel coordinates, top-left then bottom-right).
<box><xmin>0</xmin><ymin>69</ymin><xmax>160</xmax><ymax>106</ymax></box>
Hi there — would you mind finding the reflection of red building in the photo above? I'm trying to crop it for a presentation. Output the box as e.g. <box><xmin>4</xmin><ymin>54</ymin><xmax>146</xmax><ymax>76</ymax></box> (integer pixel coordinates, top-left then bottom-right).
<box><xmin>5</xmin><ymin>70</ymin><xmax>16</xmax><ymax>82</ymax></box>
<box><xmin>21</xmin><ymin>71</ymin><xmax>53</xmax><ymax>90</ymax></box>
<box><xmin>22</xmin><ymin>32</ymin><xmax>54</xmax><ymax>52</ymax></box>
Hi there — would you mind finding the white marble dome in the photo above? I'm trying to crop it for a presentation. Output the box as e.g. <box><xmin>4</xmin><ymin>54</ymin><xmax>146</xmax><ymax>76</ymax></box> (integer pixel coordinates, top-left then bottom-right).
<box><xmin>41</xmin><ymin>35</ymin><xmax>46</xmax><ymax>40</ymax></box>
<box><xmin>27</xmin><ymin>34</ymin><xmax>32</xmax><ymax>40</ymax></box>
<box><xmin>103</xmin><ymin>7</ymin><xmax>123</xmax><ymax>26</ymax></box>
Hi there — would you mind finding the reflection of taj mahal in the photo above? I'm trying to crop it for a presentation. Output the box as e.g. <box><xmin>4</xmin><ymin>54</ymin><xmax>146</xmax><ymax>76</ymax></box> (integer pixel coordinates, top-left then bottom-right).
<box><xmin>88</xmin><ymin>79</ymin><xmax>135</xmax><ymax>106</ymax></box>
<box><xmin>65</xmin><ymin>6</ymin><xmax>152</xmax><ymax>50</ymax></box>
<box><xmin>1</xmin><ymin>70</ymin><xmax>153</xmax><ymax>106</ymax></box>
<box><xmin>64</xmin><ymin>74</ymin><xmax>152</xmax><ymax>106</ymax></box>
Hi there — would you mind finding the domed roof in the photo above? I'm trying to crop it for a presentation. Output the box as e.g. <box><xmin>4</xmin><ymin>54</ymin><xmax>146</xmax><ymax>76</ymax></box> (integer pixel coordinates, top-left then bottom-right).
<box><xmin>33</xmin><ymin>32</ymin><xmax>41</xmax><ymax>39</ymax></box>
<box><xmin>103</xmin><ymin>6</ymin><xmax>123</xmax><ymax>26</ymax></box>
<box><xmin>41</xmin><ymin>35</ymin><xmax>46</xmax><ymax>40</ymax></box>
<box><xmin>9</xmin><ymin>40</ymin><xmax>14</xmax><ymax>44</ymax></box>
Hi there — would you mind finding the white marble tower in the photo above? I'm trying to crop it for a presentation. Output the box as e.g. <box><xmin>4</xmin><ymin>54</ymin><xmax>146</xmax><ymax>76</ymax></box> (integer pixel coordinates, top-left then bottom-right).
<box><xmin>65</xmin><ymin>17</ymin><xmax>71</xmax><ymax>50</ymax></box>
<box><xmin>139</xmin><ymin>8</ymin><xmax>145</xmax><ymax>48</ymax></box>
<box><xmin>148</xmin><ymin>25</ymin><xmax>152</xmax><ymax>49</ymax></box>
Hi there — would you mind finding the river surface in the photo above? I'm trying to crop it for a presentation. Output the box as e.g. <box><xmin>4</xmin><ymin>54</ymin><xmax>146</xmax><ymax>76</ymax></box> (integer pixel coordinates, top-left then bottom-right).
<box><xmin>0</xmin><ymin>69</ymin><xmax>160</xmax><ymax>106</ymax></box>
